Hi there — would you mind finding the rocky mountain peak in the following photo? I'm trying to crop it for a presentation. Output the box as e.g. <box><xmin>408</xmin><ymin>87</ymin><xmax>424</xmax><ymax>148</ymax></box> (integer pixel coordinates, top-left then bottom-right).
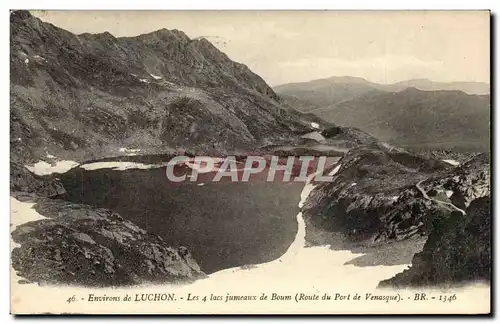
<box><xmin>9</xmin><ymin>11</ymin><xmax>316</xmax><ymax>162</ymax></box>
<box><xmin>10</xmin><ymin>10</ymin><xmax>33</xmax><ymax>23</ymax></box>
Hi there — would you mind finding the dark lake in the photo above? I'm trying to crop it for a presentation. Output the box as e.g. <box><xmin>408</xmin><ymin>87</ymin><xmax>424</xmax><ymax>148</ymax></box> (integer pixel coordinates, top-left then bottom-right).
<box><xmin>56</xmin><ymin>160</ymin><xmax>304</xmax><ymax>273</ymax></box>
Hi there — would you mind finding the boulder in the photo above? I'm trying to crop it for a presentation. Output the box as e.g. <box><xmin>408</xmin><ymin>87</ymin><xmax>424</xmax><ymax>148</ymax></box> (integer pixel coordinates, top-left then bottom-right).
<box><xmin>379</xmin><ymin>196</ymin><xmax>491</xmax><ymax>287</ymax></box>
<box><xmin>11</xmin><ymin>199</ymin><xmax>205</xmax><ymax>287</ymax></box>
<box><xmin>10</xmin><ymin>162</ymin><xmax>65</xmax><ymax>198</ymax></box>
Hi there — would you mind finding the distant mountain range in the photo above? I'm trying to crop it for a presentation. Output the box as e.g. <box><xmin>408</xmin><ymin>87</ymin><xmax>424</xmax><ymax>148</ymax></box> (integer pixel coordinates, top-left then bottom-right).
<box><xmin>275</xmin><ymin>77</ymin><xmax>490</xmax><ymax>151</ymax></box>
<box><xmin>275</xmin><ymin>77</ymin><xmax>489</xmax><ymax>111</ymax></box>
<box><xmin>388</xmin><ymin>78</ymin><xmax>490</xmax><ymax>95</ymax></box>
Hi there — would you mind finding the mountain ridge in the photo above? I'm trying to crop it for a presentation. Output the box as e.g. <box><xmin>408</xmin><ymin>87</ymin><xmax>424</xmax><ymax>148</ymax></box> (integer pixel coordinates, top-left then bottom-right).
<box><xmin>316</xmin><ymin>88</ymin><xmax>490</xmax><ymax>151</ymax></box>
<box><xmin>274</xmin><ymin>76</ymin><xmax>490</xmax><ymax>96</ymax></box>
<box><xmin>275</xmin><ymin>76</ymin><xmax>490</xmax><ymax>152</ymax></box>
<box><xmin>10</xmin><ymin>10</ymin><xmax>324</xmax><ymax>164</ymax></box>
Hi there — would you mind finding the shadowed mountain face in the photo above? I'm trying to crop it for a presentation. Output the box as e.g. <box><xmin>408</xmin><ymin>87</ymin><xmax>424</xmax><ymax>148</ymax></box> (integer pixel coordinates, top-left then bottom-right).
<box><xmin>276</xmin><ymin>77</ymin><xmax>490</xmax><ymax>152</ymax></box>
<box><xmin>316</xmin><ymin>88</ymin><xmax>490</xmax><ymax>152</ymax></box>
<box><xmin>10</xmin><ymin>10</ymin><xmax>320</xmax><ymax>163</ymax></box>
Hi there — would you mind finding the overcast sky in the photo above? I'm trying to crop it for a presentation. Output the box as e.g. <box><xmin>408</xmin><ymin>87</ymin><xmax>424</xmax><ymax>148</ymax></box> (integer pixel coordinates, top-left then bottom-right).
<box><xmin>32</xmin><ymin>10</ymin><xmax>490</xmax><ymax>86</ymax></box>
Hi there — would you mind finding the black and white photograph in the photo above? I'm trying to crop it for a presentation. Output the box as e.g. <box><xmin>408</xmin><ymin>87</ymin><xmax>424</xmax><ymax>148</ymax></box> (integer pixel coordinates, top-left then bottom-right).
<box><xmin>8</xmin><ymin>9</ymin><xmax>491</xmax><ymax>314</ymax></box>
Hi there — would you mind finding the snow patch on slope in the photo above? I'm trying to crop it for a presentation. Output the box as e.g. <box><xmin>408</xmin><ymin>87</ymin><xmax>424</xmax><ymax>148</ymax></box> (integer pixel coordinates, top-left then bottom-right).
<box><xmin>10</xmin><ymin>197</ymin><xmax>48</xmax><ymax>284</ymax></box>
<box><xmin>328</xmin><ymin>164</ymin><xmax>342</xmax><ymax>176</ymax></box>
<box><xmin>443</xmin><ymin>159</ymin><xmax>460</xmax><ymax>166</ymax></box>
<box><xmin>25</xmin><ymin>160</ymin><xmax>79</xmax><ymax>175</ymax></box>
<box><xmin>80</xmin><ymin>161</ymin><xmax>160</xmax><ymax>171</ymax></box>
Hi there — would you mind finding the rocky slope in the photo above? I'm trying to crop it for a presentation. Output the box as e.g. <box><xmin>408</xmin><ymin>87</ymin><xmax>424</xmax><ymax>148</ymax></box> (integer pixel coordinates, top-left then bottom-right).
<box><xmin>10</xmin><ymin>10</ymin><xmax>318</xmax><ymax>164</ymax></box>
<box><xmin>11</xmin><ymin>165</ymin><xmax>205</xmax><ymax>286</ymax></box>
<box><xmin>379</xmin><ymin>196</ymin><xmax>491</xmax><ymax>288</ymax></box>
<box><xmin>302</xmin><ymin>148</ymin><xmax>490</xmax><ymax>249</ymax></box>
<box><xmin>411</xmin><ymin>150</ymin><xmax>480</xmax><ymax>164</ymax></box>
<box><xmin>11</xmin><ymin>161</ymin><xmax>65</xmax><ymax>197</ymax></box>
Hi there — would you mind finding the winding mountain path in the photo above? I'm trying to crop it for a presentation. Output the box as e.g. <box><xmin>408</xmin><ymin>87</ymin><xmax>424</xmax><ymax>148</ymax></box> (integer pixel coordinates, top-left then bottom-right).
<box><xmin>416</xmin><ymin>180</ymin><xmax>466</xmax><ymax>215</ymax></box>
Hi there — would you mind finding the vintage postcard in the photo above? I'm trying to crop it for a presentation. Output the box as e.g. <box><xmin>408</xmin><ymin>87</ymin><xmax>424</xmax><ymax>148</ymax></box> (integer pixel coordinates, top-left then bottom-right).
<box><xmin>10</xmin><ymin>10</ymin><xmax>491</xmax><ymax>314</ymax></box>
